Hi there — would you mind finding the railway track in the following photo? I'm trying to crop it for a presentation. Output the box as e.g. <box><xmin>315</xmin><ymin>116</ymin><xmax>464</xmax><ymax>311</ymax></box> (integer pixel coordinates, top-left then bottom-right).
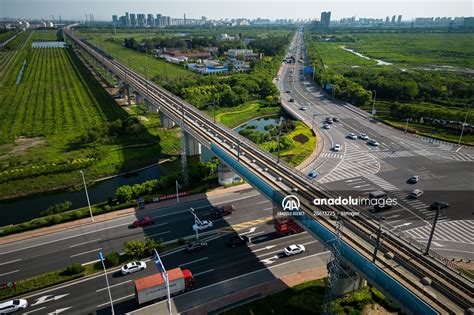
<box><xmin>65</xmin><ymin>27</ymin><xmax>473</xmax><ymax>313</ymax></box>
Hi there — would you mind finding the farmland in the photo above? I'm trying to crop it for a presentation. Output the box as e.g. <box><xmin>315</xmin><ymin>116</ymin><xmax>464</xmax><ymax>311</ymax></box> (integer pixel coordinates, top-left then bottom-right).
<box><xmin>0</xmin><ymin>30</ymin><xmax>181</xmax><ymax>199</ymax></box>
<box><xmin>306</xmin><ymin>30</ymin><xmax>473</xmax><ymax>143</ymax></box>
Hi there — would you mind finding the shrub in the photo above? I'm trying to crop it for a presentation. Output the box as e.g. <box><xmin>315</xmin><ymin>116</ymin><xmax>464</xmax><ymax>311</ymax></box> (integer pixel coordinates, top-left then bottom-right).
<box><xmin>104</xmin><ymin>252</ymin><xmax>120</xmax><ymax>268</ymax></box>
<box><xmin>61</xmin><ymin>263</ymin><xmax>85</xmax><ymax>276</ymax></box>
<box><xmin>177</xmin><ymin>238</ymin><xmax>186</xmax><ymax>246</ymax></box>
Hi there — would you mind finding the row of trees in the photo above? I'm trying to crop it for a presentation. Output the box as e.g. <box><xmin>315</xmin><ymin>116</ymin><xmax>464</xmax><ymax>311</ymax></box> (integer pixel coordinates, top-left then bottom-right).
<box><xmin>115</xmin><ymin>159</ymin><xmax>219</xmax><ymax>203</ymax></box>
<box><xmin>77</xmin><ymin>117</ymin><xmax>147</xmax><ymax>144</ymax></box>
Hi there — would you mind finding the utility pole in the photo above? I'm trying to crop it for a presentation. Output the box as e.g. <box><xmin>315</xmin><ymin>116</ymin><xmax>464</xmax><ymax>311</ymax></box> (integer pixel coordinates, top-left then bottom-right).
<box><xmin>424</xmin><ymin>204</ymin><xmax>446</xmax><ymax>255</ymax></box>
<box><xmin>372</xmin><ymin>215</ymin><xmax>383</xmax><ymax>263</ymax></box>
<box><xmin>458</xmin><ymin>103</ymin><xmax>470</xmax><ymax>145</ymax></box>
<box><xmin>206</xmin><ymin>100</ymin><xmax>218</xmax><ymax>123</ymax></box>
<box><xmin>80</xmin><ymin>170</ymin><xmax>94</xmax><ymax>222</ymax></box>
<box><xmin>404</xmin><ymin>118</ymin><xmax>409</xmax><ymax>133</ymax></box>
<box><xmin>372</xmin><ymin>90</ymin><xmax>377</xmax><ymax>116</ymax></box>
<box><xmin>277</xmin><ymin>124</ymin><xmax>282</xmax><ymax>164</ymax></box>
<box><xmin>175</xmin><ymin>180</ymin><xmax>181</xmax><ymax>204</ymax></box>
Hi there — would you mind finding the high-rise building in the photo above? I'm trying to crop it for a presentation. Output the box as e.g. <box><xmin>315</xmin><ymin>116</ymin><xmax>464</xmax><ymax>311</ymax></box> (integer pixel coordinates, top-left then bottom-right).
<box><xmin>184</xmin><ymin>13</ymin><xmax>187</xmax><ymax>26</ymax></box>
<box><xmin>386</xmin><ymin>16</ymin><xmax>390</xmax><ymax>23</ymax></box>
<box><xmin>119</xmin><ymin>15</ymin><xmax>126</xmax><ymax>26</ymax></box>
<box><xmin>147</xmin><ymin>14</ymin><xmax>155</xmax><ymax>27</ymax></box>
<box><xmin>320</xmin><ymin>11</ymin><xmax>331</xmax><ymax>30</ymax></box>
<box><xmin>391</xmin><ymin>15</ymin><xmax>396</xmax><ymax>23</ymax></box>
<box><xmin>125</xmin><ymin>12</ymin><xmax>130</xmax><ymax>26</ymax></box>
<box><xmin>156</xmin><ymin>14</ymin><xmax>162</xmax><ymax>27</ymax></box>
<box><xmin>130</xmin><ymin>13</ymin><xmax>136</xmax><ymax>27</ymax></box>
<box><xmin>137</xmin><ymin>14</ymin><xmax>147</xmax><ymax>27</ymax></box>
<box><xmin>397</xmin><ymin>15</ymin><xmax>402</xmax><ymax>23</ymax></box>
<box><xmin>112</xmin><ymin>15</ymin><xmax>118</xmax><ymax>23</ymax></box>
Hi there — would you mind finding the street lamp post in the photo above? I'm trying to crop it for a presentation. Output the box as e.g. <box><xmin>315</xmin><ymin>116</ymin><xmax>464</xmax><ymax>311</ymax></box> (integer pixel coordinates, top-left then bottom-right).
<box><xmin>80</xmin><ymin>170</ymin><xmax>94</xmax><ymax>222</ymax></box>
<box><xmin>372</xmin><ymin>215</ymin><xmax>383</xmax><ymax>263</ymax></box>
<box><xmin>458</xmin><ymin>103</ymin><xmax>470</xmax><ymax>145</ymax></box>
<box><xmin>372</xmin><ymin>90</ymin><xmax>377</xmax><ymax>116</ymax></box>
<box><xmin>99</xmin><ymin>252</ymin><xmax>115</xmax><ymax>315</ymax></box>
<box><xmin>424</xmin><ymin>205</ymin><xmax>445</xmax><ymax>255</ymax></box>
<box><xmin>404</xmin><ymin>118</ymin><xmax>409</xmax><ymax>133</ymax></box>
<box><xmin>175</xmin><ymin>180</ymin><xmax>181</xmax><ymax>204</ymax></box>
<box><xmin>277</xmin><ymin>124</ymin><xmax>282</xmax><ymax>164</ymax></box>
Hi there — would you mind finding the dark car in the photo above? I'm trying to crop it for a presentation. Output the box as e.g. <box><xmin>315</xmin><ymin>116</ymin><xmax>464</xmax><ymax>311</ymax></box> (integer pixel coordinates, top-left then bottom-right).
<box><xmin>407</xmin><ymin>175</ymin><xmax>419</xmax><ymax>184</ymax></box>
<box><xmin>227</xmin><ymin>235</ymin><xmax>249</xmax><ymax>247</ymax></box>
<box><xmin>430</xmin><ymin>201</ymin><xmax>450</xmax><ymax>210</ymax></box>
<box><xmin>132</xmin><ymin>216</ymin><xmax>154</xmax><ymax>228</ymax></box>
<box><xmin>332</xmin><ymin>117</ymin><xmax>340</xmax><ymax>122</ymax></box>
<box><xmin>211</xmin><ymin>204</ymin><xmax>235</xmax><ymax>218</ymax></box>
<box><xmin>185</xmin><ymin>241</ymin><xmax>208</xmax><ymax>252</ymax></box>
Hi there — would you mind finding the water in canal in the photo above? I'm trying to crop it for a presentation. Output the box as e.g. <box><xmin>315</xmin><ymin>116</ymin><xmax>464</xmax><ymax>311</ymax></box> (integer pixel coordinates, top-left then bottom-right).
<box><xmin>235</xmin><ymin>115</ymin><xmax>286</xmax><ymax>134</ymax></box>
<box><xmin>0</xmin><ymin>164</ymin><xmax>165</xmax><ymax>226</ymax></box>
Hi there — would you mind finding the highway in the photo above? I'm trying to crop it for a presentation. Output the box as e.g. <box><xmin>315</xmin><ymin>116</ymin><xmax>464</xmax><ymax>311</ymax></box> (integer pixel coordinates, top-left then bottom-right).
<box><xmin>0</xmin><ymin>189</ymin><xmax>276</xmax><ymax>282</ymax></box>
<box><xmin>277</xmin><ymin>29</ymin><xmax>474</xmax><ymax>261</ymax></box>
<box><xmin>60</xmin><ymin>25</ymin><xmax>473</xmax><ymax>313</ymax></box>
<box><xmin>13</xmin><ymin>216</ymin><xmax>327</xmax><ymax>314</ymax></box>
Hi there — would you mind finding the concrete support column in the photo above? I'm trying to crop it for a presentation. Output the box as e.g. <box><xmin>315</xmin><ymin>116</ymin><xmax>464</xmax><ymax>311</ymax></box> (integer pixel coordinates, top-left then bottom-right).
<box><xmin>184</xmin><ymin>132</ymin><xmax>201</xmax><ymax>156</ymax></box>
<box><xmin>200</xmin><ymin>146</ymin><xmax>215</xmax><ymax>163</ymax></box>
<box><xmin>135</xmin><ymin>93</ymin><xmax>144</xmax><ymax>105</ymax></box>
<box><xmin>125</xmin><ymin>84</ymin><xmax>131</xmax><ymax>106</ymax></box>
<box><xmin>217</xmin><ymin>161</ymin><xmax>241</xmax><ymax>186</ymax></box>
<box><xmin>159</xmin><ymin>111</ymin><xmax>175</xmax><ymax>128</ymax></box>
<box><xmin>144</xmin><ymin>99</ymin><xmax>154</xmax><ymax>113</ymax></box>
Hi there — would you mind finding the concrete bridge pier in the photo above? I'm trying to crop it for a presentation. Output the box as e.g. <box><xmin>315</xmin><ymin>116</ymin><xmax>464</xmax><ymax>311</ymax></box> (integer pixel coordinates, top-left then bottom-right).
<box><xmin>184</xmin><ymin>132</ymin><xmax>201</xmax><ymax>156</ymax></box>
<box><xmin>159</xmin><ymin>111</ymin><xmax>176</xmax><ymax>128</ymax></box>
<box><xmin>144</xmin><ymin>99</ymin><xmax>154</xmax><ymax>113</ymax></box>
<box><xmin>217</xmin><ymin>161</ymin><xmax>241</xmax><ymax>186</ymax></box>
<box><xmin>200</xmin><ymin>146</ymin><xmax>215</xmax><ymax>163</ymax></box>
<box><xmin>135</xmin><ymin>93</ymin><xmax>144</xmax><ymax>105</ymax></box>
<box><xmin>327</xmin><ymin>261</ymin><xmax>363</xmax><ymax>297</ymax></box>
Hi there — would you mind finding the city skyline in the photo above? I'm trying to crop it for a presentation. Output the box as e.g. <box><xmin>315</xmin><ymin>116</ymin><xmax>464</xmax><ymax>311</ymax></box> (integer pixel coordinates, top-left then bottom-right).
<box><xmin>2</xmin><ymin>0</ymin><xmax>472</xmax><ymax>21</ymax></box>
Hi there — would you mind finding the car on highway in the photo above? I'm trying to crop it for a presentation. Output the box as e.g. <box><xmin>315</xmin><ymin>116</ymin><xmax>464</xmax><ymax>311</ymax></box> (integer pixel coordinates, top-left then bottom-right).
<box><xmin>430</xmin><ymin>201</ymin><xmax>450</xmax><ymax>210</ymax></box>
<box><xmin>285</xmin><ymin>90</ymin><xmax>291</xmax><ymax>93</ymax></box>
<box><xmin>407</xmin><ymin>175</ymin><xmax>420</xmax><ymax>184</ymax></box>
<box><xmin>409</xmin><ymin>189</ymin><xmax>424</xmax><ymax>199</ymax></box>
<box><xmin>299</xmin><ymin>106</ymin><xmax>307</xmax><ymax>111</ymax></box>
<box><xmin>185</xmin><ymin>241</ymin><xmax>208</xmax><ymax>252</ymax></box>
<box><xmin>325</xmin><ymin>117</ymin><xmax>333</xmax><ymax>124</ymax></box>
<box><xmin>367</xmin><ymin>139</ymin><xmax>379</xmax><ymax>147</ymax></box>
<box><xmin>0</xmin><ymin>299</ymin><xmax>28</xmax><ymax>314</ymax></box>
<box><xmin>308</xmin><ymin>170</ymin><xmax>318</xmax><ymax>179</ymax></box>
<box><xmin>322</xmin><ymin>124</ymin><xmax>330</xmax><ymax>129</ymax></box>
<box><xmin>333</xmin><ymin>117</ymin><xmax>340</xmax><ymax>122</ymax></box>
<box><xmin>284</xmin><ymin>244</ymin><xmax>306</xmax><ymax>256</ymax></box>
<box><xmin>192</xmin><ymin>220</ymin><xmax>213</xmax><ymax>231</ymax></box>
<box><xmin>359</xmin><ymin>133</ymin><xmax>369</xmax><ymax>140</ymax></box>
<box><xmin>347</xmin><ymin>133</ymin><xmax>357</xmax><ymax>140</ymax></box>
<box><xmin>289</xmin><ymin>98</ymin><xmax>295</xmax><ymax>102</ymax></box>
<box><xmin>333</xmin><ymin>144</ymin><xmax>342</xmax><ymax>152</ymax></box>
<box><xmin>132</xmin><ymin>216</ymin><xmax>154</xmax><ymax>228</ymax></box>
<box><xmin>227</xmin><ymin>235</ymin><xmax>249</xmax><ymax>247</ymax></box>
<box><xmin>121</xmin><ymin>261</ymin><xmax>147</xmax><ymax>275</ymax></box>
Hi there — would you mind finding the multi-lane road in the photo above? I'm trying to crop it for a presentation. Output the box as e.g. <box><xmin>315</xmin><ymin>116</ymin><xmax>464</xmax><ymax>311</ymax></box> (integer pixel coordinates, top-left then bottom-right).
<box><xmin>277</xmin><ymin>29</ymin><xmax>473</xmax><ymax>260</ymax></box>
<box><xmin>0</xmin><ymin>189</ymin><xmax>329</xmax><ymax>314</ymax></box>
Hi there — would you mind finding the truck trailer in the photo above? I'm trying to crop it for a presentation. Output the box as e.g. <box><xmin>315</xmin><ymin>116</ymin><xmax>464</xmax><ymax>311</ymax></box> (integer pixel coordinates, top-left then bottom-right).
<box><xmin>134</xmin><ymin>267</ymin><xmax>195</xmax><ymax>305</ymax></box>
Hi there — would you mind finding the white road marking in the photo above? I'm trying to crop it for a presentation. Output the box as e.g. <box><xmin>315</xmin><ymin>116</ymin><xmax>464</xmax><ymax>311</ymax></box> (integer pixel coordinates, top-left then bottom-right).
<box><xmin>69</xmin><ymin>238</ymin><xmax>101</xmax><ymax>248</ymax></box>
<box><xmin>193</xmin><ymin>269</ymin><xmax>214</xmax><ymax>276</ymax></box>
<box><xmin>252</xmin><ymin>245</ymin><xmax>277</xmax><ymax>252</ymax></box>
<box><xmin>143</xmin><ymin>222</ymin><xmax>168</xmax><ymax>230</ymax></box>
<box><xmin>240</xmin><ymin>227</ymin><xmax>257</xmax><ymax>235</ymax></box>
<box><xmin>146</xmin><ymin>231</ymin><xmax>171</xmax><ymax>238</ymax></box>
<box><xmin>0</xmin><ymin>258</ymin><xmax>21</xmax><ymax>266</ymax></box>
<box><xmin>47</xmin><ymin>307</ymin><xmax>71</xmax><ymax>314</ymax></box>
<box><xmin>70</xmin><ymin>247</ymin><xmax>102</xmax><ymax>258</ymax></box>
<box><xmin>97</xmin><ymin>294</ymin><xmax>135</xmax><ymax>308</ymax></box>
<box><xmin>96</xmin><ymin>280</ymin><xmax>132</xmax><ymax>292</ymax></box>
<box><xmin>31</xmin><ymin>294</ymin><xmax>70</xmax><ymax>306</ymax></box>
<box><xmin>247</xmin><ymin>231</ymin><xmax>264</xmax><ymax>237</ymax></box>
<box><xmin>179</xmin><ymin>257</ymin><xmax>208</xmax><ymax>267</ymax></box>
<box><xmin>256</xmin><ymin>200</ymin><xmax>269</xmax><ymax>205</ymax></box>
<box><xmin>23</xmin><ymin>307</ymin><xmax>46</xmax><ymax>314</ymax></box>
<box><xmin>0</xmin><ymin>269</ymin><xmax>19</xmax><ymax>276</ymax></box>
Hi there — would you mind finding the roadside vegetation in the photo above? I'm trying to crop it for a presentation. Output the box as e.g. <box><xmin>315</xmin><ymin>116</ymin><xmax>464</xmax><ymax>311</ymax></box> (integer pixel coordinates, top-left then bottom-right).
<box><xmin>305</xmin><ymin>30</ymin><xmax>473</xmax><ymax>144</ymax></box>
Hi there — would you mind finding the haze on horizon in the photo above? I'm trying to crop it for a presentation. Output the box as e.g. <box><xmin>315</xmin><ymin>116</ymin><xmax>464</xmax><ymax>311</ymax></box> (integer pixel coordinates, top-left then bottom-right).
<box><xmin>1</xmin><ymin>0</ymin><xmax>473</xmax><ymax>21</ymax></box>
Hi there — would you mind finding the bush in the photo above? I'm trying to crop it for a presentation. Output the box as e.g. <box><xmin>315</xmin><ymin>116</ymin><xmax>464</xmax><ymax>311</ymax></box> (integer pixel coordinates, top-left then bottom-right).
<box><xmin>61</xmin><ymin>263</ymin><xmax>85</xmax><ymax>276</ymax></box>
<box><xmin>177</xmin><ymin>238</ymin><xmax>186</xmax><ymax>246</ymax></box>
<box><xmin>104</xmin><ymin>252</ymin><xmax>120</xmax><ymax>268</ymax></box>
<box><xmin>40</xmin><ymin>201</ymin><xmax>73</xmax><ymax>216</ymax></box>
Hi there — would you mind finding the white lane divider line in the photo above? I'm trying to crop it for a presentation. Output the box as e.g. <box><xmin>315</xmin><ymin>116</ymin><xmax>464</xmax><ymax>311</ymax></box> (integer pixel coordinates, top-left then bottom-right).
<box><xmin>23</xmin><ymin>306</ymin><xmax>46</xmax><ymax>314</ymax></box>
<box><xmin>193</xmin><ymin>269</ymin><xmax>214</xmax><ymax>277</ymax></box>
<box><xmin>0</xmin><ymin>269</ymin><xmax>20</xmax><ymax>276</ymax></box>
<box><xmin>97</xmin><ymin>294</ymin><xmax>135</xmax><ymax>308</ymax></box>
<box><xmin>0</xmin><ymin>258</ymin><xmax>22</xmax><ymax>266</ymax></box>
<box><xmin>70</xmin><ymin>247</ymin><xmax>102</xmax><ymax>258</ymax></box>
<box><xmin>96</xmin><ymin>280</ymin><xmax>132</xmax><ymax>292</ymax></box>
<box><xmin>179</xmin><ymin>257</ymin><xmax>208</xmax><ymax>267</ymax></box>
<box><xmin>69</xmin><ymin>238</ymin><xmax>101</xmax><ymax>248</ymax></box>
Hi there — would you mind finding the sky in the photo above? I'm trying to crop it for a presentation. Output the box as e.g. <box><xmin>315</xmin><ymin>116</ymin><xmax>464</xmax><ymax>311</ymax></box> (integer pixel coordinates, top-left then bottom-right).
<box><xmin>1</xmin><ymin>0</ymin><xmax>473</xmax><ymax>21</ymax></box>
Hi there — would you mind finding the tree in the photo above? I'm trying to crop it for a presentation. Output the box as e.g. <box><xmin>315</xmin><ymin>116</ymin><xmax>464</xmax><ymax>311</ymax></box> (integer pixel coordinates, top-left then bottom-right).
<box><xmin>123</xmin><ymin>240</ymin><xmax>148</xmax><ymax>258</ymax></box>
<box><xmin>115</xmin><ymin>185</ymin><xmax>133</xmax><ymax>203</ymax></box>
<box><xmin>104</xmin><ymin>252</ymin><xmax>120</xmax><ymax>268</ymax></box>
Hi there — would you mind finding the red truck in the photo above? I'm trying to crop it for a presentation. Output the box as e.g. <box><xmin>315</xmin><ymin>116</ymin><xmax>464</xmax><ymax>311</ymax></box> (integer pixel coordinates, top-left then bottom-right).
<box><xmin>134</xmin><ymin>267</ymin><xmax>195</xmax><ymax>305</ymax></box>
<box><xmin>274</xmin><ymin>217</ymin><xmax>304</xmax><ymax>236</ymax></box>
<box><xmin>210</xmin><ymin>204</ymin><xmax>235</xmax><ymax>218</ymax></box>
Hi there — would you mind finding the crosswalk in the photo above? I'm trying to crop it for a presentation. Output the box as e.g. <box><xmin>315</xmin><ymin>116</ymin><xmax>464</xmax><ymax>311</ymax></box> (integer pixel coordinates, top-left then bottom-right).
<box><xmin>371</xmin><ymin>150</ymin><xmax>415</xmax><ymax>159</ymax></box>
<box><xmin>403</xmin><ymin>220</ymin><xmax>473</xmax><ymax>244</ymax></box>
<box><xmin>320</xmin><ymin>152</ymin><xmax>343</xmax><ymax>159</ymax></box>
<box><xmin>438</xmin><ymin>152</ymin><xmax>474</xmax><ymax>162</ymax></box>
<box><xmin>319</xmin><ymin>144</ymin><xmax>379</xmax><ymax>183</ymax></box>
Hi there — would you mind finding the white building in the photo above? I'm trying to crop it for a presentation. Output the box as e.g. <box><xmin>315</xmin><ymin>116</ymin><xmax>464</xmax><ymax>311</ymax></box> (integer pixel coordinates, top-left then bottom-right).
<box><xmin>216</xmin><ymin>33</ymin><xmax>235</xmax><ymax>42</ymax></box>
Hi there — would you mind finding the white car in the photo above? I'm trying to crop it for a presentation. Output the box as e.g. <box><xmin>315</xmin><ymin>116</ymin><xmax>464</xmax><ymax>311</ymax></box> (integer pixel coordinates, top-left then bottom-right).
<box><xmin>299</xmin><ymin>106</ymin><xmax>307</xmax><ymax>111</ymax></box>
<box><xmin>0</xmin><ymin>299</ymin><xmax>28</xmax><ymax>314</ymax></box>
<box><xmin>284</xmin><ymin>244</ymin><xmax>306</xmax><ymax>256</ymax></box>
<box><xmin>333</xmin><ymin>144</ymin><xmax>342</xmax><ymax>152</ymax></box>
<box><xmin>359</xmin><ymin>133</ymin><xmax>369</xmax><ymax>140</ymax></box>
<box><xmin>368</xmin><ymin>139</ymin><xmax>380</xmax><ymax>147</ymax></box>
<box><xmin>121</xmin><ymin>261</ymin><xmax>147</xmax><ymax>275</ymax></box>
<box><xmin>322</xmin><ymin>124</ymin><xmax>330</xmax><ymax>129</ymax></box>
<box><xmin>347</xmin><ymin>133</ymin><xmax>357</xmax><ymax>140</ymax></box>
<box><xmin>409</xmin><ymin>189</ymin><xmax>424</xmax><ymax>199</ymax></box>
<box><xmin>192</xmin><ymin>220</ymin><xmax>213</xmax><ymax>231</ymax></box>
